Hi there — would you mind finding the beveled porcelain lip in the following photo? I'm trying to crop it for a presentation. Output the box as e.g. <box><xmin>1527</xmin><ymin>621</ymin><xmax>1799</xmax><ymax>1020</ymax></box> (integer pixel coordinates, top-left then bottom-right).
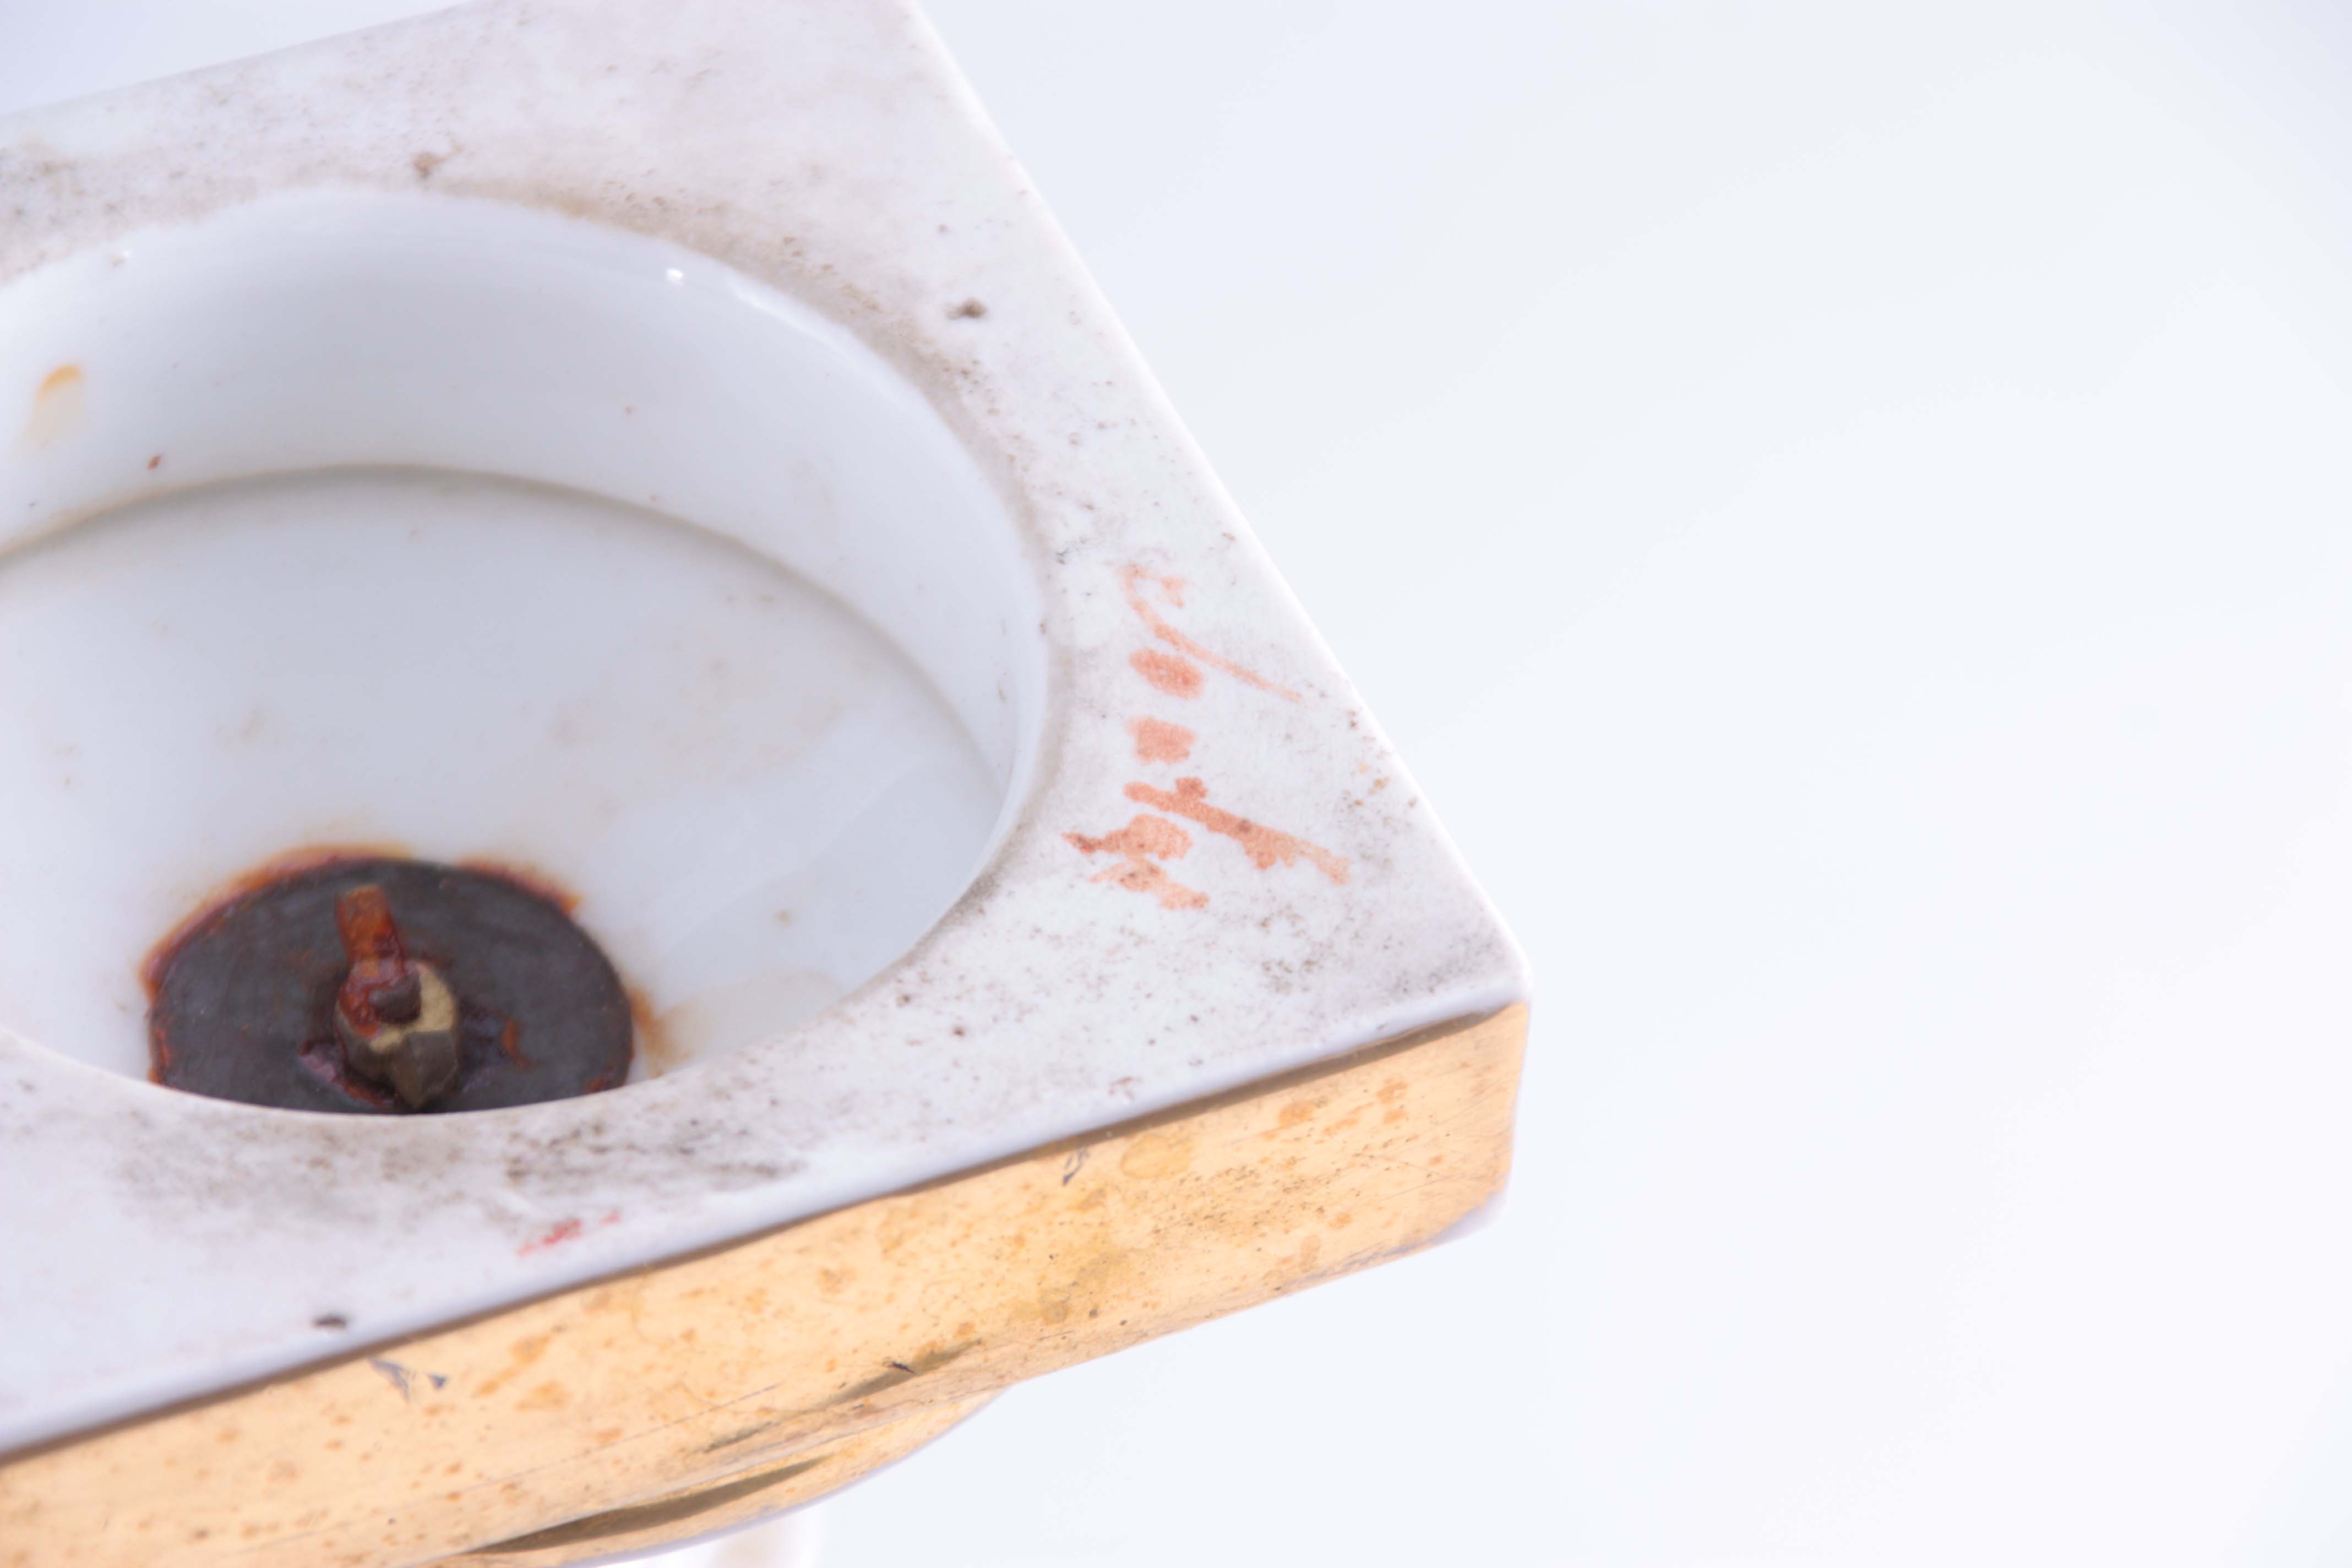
<box><xmin>0</xmin><ymin>0</ymin><xmax>1527</xmax><ymax>1455</ymax></box>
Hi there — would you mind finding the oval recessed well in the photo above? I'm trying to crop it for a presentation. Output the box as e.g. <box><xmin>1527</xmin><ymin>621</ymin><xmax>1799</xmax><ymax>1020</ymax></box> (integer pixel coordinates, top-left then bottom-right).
<box><xmin>0</xmin><ymin>192</ymin><xmax>1044</xmax><ymax>1096</ymax></box>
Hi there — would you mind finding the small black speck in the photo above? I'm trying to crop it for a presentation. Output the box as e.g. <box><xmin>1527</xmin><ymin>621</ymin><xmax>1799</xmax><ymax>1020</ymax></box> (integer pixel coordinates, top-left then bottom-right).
<box><xmin>313</xmin><ymin>1313</ymin><xmax>349</xmax><ymax>1331</ymax></box>
<box><xmin>889</xmin><ymin>1360</ymin><xmax>913</xmax><ymax>1373</ymax></box>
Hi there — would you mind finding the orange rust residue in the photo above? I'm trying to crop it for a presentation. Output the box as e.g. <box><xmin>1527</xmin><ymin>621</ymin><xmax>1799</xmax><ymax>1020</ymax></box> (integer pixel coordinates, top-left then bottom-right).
<box><xmin>1130</xmin><ymin>649</ymin><xmax>1202</xmax><ymax>699</ymax></box>
<box><xmin>628</xmin><ymin>987</ymin><xmax>679</xmax><ymax>1076</ymax></box>
<box><xmin>1124</xmin><ymin>778</ymin><xmax>1349</xmax><ymax>885</ymax></box>
<box><xmin>458</xmin><ymin>857</ymin><xmax>584</xmax><ymax>915</ymax></box>
<box><xmin>140</xmin><ymin>842</ymin><xmax>413</xmax><ymax>1000</ymax></box>
<box><xmin>146</xmin><ymin>453</ymin><xmax>162</xmax><ymax>471</ymax></box>
<box><xmin>1066</xmin><ymin>814</ymin><xmax>1208</xmax><ymax>911</ymax></box>
<box><xmin>20</xmin><ymin>364</ymin><xmax>85</xmax><ymax>450</ymax></box>
<box><xmin>1119</xmin><ymin>565</ymin><xmax>1299</xmax><ymax>702</ymax></box>
<box><xmin>499</xmin><ymin>1017</ymin><xmax>535</xmax><ymax>1069</ymax></box>
<box><xmin>331</xmin><ymin>885</ymin><xmax>411</xmax><ymax>1037</ymax></box>
<box><xmin>1129</xmin><ymin>716</ymin><xmax>1195</xmax><ymax>763</ymax></box>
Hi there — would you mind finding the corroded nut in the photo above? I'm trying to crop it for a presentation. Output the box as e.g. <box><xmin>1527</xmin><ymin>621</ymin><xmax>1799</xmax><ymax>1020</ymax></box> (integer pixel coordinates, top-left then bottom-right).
<box><xmin>336</xmin><ymin>965</ymin><xmax>460</xmax><ymax>1109</ymax></box>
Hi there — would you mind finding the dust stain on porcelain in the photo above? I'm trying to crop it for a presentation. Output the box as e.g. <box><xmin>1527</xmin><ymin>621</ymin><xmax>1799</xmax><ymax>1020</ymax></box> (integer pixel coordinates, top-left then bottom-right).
<box><xmin>641</xmin><ymin>968</ymin><xmax>845</xmax><ymax>1077</ymax></box>
<box><xmin>0</xmin><ymin>0</ymin><xmax>1525</xmax><ymax>1472</ymax></box>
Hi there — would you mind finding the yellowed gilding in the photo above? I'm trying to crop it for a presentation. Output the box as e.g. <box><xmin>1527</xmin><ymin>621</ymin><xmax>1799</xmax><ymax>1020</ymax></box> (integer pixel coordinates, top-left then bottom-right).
<box><xmin>450</xmin><ymin>1396</ymin><xmax>990</xmax><ymax>1567</ymax></box>
<box><xmin>0</xmin><ymin>1005</ymin><xmax>1525</xmax><ymax>1566</ymax></box>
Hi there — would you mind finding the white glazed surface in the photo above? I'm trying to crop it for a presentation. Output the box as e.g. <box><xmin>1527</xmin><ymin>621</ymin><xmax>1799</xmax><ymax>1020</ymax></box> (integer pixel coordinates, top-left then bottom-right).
<box><xmin>0</xmin><ymin>468</ymin><xmax>1000</xmax><ymax>1080</ymax></box>
<box><xmin>0</xmin><ymin>190</ymin><xmax>1046</xmax><ymax>1086</ymax></box>
<box><xmin>0</xmin><ymin>0</ymin><xmax>1526</xmax><ymax>1451</ymax></box>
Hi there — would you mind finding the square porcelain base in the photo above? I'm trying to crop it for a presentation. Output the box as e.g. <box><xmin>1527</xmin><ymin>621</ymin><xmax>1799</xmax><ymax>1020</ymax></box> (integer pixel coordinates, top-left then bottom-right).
<box><xmin>0</xmin><ymin>2</ymin><xmax>1528</xmax><ymax>1560</ymax></box>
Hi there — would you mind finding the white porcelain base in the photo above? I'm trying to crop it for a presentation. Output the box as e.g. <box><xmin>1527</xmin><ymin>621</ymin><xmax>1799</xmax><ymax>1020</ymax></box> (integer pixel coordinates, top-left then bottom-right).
<box><xmin>0</xmin><ymin>0</ymin><xmax>1526</xmax><ymax>1457</ymax></box>
<box><xmin>0</xmin><ymin>466</ymin><xmax>998</xmax><ymax>1081</ymax></box>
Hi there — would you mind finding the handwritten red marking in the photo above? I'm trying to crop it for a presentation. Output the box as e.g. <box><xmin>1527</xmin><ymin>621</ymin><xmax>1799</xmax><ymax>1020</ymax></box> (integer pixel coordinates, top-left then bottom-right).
<box><xmin>1069</xmin><ymin>815</ymin><xmax>1190</xmax><ymax>860</ymax></box>
<box><xmin>1094</xmin><ymin>858</ymin><xmax>1210</xmax><ymax>910</ymax></box>
<box><xmin>1124</xmin><ymin>777</ymin><xmax>1349</xmax><ymax>884</ymax></box>
<box><xmin>1129</xmin><ymin>716</ymin><xmax>1196</xmax><ymax>763</ymax></box>
<box><xmin>520</xmin><ymin>1218</ymin><xmax>583</xmax><ymax>1256</ymax></box>
<box><xmin>1120</xmin><ymin>565</ymin><xmax>1299</xmax><ymax>701</ymax></box>
<box><xmin>1066</xmin><ymin>815</ymin><xmax>1209</xmax><ymax>911</ymax></box>
<box><xmin>1130</xmin><ymin>649</ymin><xmax>1202</xmax><ymax>698</ymax></box>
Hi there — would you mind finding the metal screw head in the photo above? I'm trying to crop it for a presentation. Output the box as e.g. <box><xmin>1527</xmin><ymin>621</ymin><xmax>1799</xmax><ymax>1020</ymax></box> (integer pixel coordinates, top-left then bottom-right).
<box><xmin>367</xmin><ymin>971</ymin><xmax>424</xmax><ymax>1024</ymax></box>
<box><xmin>335</xmin><ymin>963</ymin><xmax>460</xmax><ymax>1109</ymax></box>
<box><xmin>331</xmin><ymin>885</ymin><xmax>461</xmax><ymax>1110</ymax></box>
<box><xmin>147</xmin><ymin>856</ymin><xmax>634</xmax><ymax>1115</ymax></box>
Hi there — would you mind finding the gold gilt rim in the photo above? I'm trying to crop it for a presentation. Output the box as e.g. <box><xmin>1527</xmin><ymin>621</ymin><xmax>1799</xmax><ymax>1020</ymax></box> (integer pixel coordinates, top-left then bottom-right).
<box><xmin>451</xmin><ymin>1395</ymin><xmax>992</xmax><ymax>1567</ymax></box>
<box><xmin>1</xmin><ymin>1003</ymin><xmax>1527</xmax><ymax>1567</ymax></box>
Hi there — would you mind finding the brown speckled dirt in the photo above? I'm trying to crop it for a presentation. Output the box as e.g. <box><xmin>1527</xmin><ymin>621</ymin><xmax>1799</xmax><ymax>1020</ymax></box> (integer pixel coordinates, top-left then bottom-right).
<box><xmin>0</xmin><ymin>0</ymin><xmax>1526</xmax><ymax>1474</ymax></box>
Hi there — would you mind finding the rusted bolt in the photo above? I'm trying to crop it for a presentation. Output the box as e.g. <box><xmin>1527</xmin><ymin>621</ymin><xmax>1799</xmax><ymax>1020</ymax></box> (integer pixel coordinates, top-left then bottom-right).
<box><xmin>332</xmin><ymin>885</ymin><xmax>461</xmax><ymax>1109</ymax></box>
<box><xmin>368</xmin><ymin>969</ymin><xmax>424</xmax><ymax>1023</ymax></box>
<box><xmin>148</xmin><ymin>854</ymin><xmax>633</xmax><ymax>1114</ymax></box>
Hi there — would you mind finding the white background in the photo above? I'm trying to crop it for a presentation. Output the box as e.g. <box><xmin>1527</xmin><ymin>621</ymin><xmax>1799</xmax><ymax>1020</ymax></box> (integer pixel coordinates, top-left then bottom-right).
<box><xmin>9</xmin><ymin>3</ymin><xmax>2352</xmax><ymax>1563</ymax></box>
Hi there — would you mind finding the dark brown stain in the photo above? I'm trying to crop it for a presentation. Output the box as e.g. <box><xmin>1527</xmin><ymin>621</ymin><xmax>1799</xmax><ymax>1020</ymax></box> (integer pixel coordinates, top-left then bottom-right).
<box><xmin>699</xmin><ymin>1422</ymin><xmax>785</xmax><ymax>1456</ymax></box>
<box><xmin>1125</xmin><ymin>778</ymin><xmax>1349</xmax><ymax>884</ymax></box>
<box><xmin>331</xmin><ymin>884</ymin><xmax>408</xmax><ymax>1037</ymax></box>
<box><xmin>831</xmin><ymin>1340</ymin><xmax>976</xmax><ymax>1403</ymax></box>
<box><xmin>456</xmin><ymin>856</ymin><xmax>585</xmax><ymax>915</ymax></box>
<box><xmin>947</xmin><ymin>298</ymin><xmax>987</xmax><ymax>319</ymax></box>
<box><xmin>145</xmin><ymin>851</ymin><xmax>630</xmax><ymax>1112</ymax></box>
<box><xmin>295</xmin><ymin>1036</ymin><xmax>399</xmax><ymax>1109</ymax></box>
<box><xmin>140</xmin><ymin>842</ymin><xmax>412</xmax><ymax>1002</ymax></box>
<box><xmin>477</xmin><ymin>1456</ymin><xmax>826</xmax><ymax>1555</ymax></box>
